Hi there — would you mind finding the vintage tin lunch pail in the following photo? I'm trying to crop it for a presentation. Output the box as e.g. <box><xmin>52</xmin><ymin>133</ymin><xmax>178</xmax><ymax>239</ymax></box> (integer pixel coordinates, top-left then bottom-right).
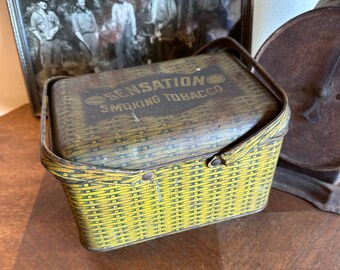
<box><xmin>41</xmin><ymin>38</ymin><xmax>290</xmax><ymax>251</ymax></box>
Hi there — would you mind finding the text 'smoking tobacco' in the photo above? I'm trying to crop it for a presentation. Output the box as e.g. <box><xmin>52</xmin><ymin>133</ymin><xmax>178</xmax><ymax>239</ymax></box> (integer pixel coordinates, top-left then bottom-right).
<box><xmin>41</xmin><ymin>39</ymin><xmax>290</xmax><ymax>252</ymax></box>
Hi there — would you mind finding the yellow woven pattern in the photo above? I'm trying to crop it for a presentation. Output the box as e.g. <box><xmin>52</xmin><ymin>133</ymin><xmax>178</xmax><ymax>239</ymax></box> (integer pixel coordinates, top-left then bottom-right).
<box><xmin>60</xmin><ymin>138</ymin><xmax>282</xmax><ymax>251</ymax></box>
<box><xmin>40</xmin><ymin>41</ymin><xmax>290</xmax><ymax>251</ymax></box>
<box><xmin>219</xmin><ymin>107</ymin><xmax>290</xmax><ymax>166</ymax></box>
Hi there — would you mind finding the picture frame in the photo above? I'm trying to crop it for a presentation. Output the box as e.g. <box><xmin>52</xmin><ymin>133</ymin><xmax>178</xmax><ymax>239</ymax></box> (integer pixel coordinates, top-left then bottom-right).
<box><xmin>7</xmin><ymin>0</ymin><xmax>253</xmax><ymax>115</ymax></box>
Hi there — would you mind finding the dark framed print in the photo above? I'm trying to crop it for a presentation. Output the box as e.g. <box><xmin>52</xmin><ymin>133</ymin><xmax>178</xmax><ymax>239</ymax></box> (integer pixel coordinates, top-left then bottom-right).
<box><xmin>7</xmin><ymin>0</ymin><xmax>253</xmax><ymax>115</ymax></box>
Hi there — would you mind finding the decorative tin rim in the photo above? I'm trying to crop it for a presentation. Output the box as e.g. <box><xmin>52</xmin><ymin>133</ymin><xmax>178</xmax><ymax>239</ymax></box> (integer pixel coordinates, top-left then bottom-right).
<box><xmin>40</xmin><ymin>38</ymin><xmax>289</xmax><ymax>186</ymax></box>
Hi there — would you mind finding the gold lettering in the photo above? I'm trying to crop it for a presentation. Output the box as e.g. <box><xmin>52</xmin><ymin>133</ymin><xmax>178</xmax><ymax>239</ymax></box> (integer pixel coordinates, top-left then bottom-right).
<box><xmin>100</xmin><ymin>104</ymin><xmax>109</xmax><ymax>113</ymax></box>
<box><xmin>125</xmin><ymin>85</ymin><xmax>141</xmax><ymax>95</ymax></box>
<box><xmin>197</xmin><ymin>90</ymin><xmax>208</xmax><ymax>98</ymax></box>
<box><xmin>106</xmin><ymin>95</ymin><xmax>161</xmax><ymax>113</ymax></box>
<box><xmin>214</xmin><ymin>85</ymin><xmax>223</xmax><ymax>93</ymax></box>
<box><xmin>152</xmin><ymin>95</ymin><xmax>161</xmax><ymax>104</ymax></box>
<box><xmin>138</xmin><ymin>82</ymin><xmax>153</xmax><ymax>92</ymax></box>
<box><xmin>170</xmin><ymin>94</ymin><xmax>181</xmax><ymax>101</ymax></box>
<box><xmin>134</xmin><ymin>95</ymin><xmax>159</xmax><ymax>108</ymax></box>
<box><xmin>189</xmin><ymin>92</ymin><xmax>201</xmax><ymax>100</ymax></box>
<box><xmin>131</xmin><ymin>100</ymin><xmax>143</xmax><ymax>109</ymax></box>
<box><xmin>163</xmin><ymin>93</ymin><xmax>172</xmax><ymax>101</ymax></box>
<box><xmin>109</xmin><ymin>103</ymin><xmax>123</xmax><ymax>112</ymax></box>
<box><xmin>162</xmin><ymin>78</ymin><xmax>172</xmax><ymax>88</ymax></box>
<box><xmin>113</xmin><ymin>89</ymin><xmax>129</xmax><ymax>98</ymax></box>
<box><xmin>192</xmin><ymin>76</ymin><xmax>205</xmax><ymax>86</ymax></box>
<box><xmin>122</xmin><ymin>103</ymin><xmax>133</xmax><ymax>110</ymax></box>
<box><xmin>103</xmin><ymin>92</ymin><xmax>120</xmax><ymax>101</ymax></box>
<box><xmin>152</xmin><ymin>80</ymin><xmax>166</xmax><ymax>90</ymax></box>
<box><xmin>206</xmin><ymin>87</ymin><xmax>215</xmax><ymax>95</ymax></box>
<box><xmin>144</xmin><ymin>97</ymin><xmax>154</xmax><ymax>106</ymax></box>
<box><xmin>179</xmin><ymin>93</ymin><xmax>191</xmax><ymax>100</ymax></box>
<box><xmin>173</xmin><ymin>77</ymin><xmax>179</xmax><ymax>87</ymax></box>
<box><xmin>180</xmin><ymin>77</ymin><xmax>191</xmax><ymax>87</ymax></box>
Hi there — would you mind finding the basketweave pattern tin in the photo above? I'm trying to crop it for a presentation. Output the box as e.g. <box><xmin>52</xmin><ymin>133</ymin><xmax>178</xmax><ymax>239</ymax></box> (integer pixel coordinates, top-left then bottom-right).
<box><xmin>41</xmin><ymin>39</ymin><xmax>289</xmax><ymax>251</ymax></box>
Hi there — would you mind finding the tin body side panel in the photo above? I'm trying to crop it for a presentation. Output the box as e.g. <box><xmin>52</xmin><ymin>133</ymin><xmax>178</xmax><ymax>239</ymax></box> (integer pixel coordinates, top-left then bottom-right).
<box><xmin>60</xmin><ymin>137</ymin><xmax>283</xmax><ymax>251</ymax></box>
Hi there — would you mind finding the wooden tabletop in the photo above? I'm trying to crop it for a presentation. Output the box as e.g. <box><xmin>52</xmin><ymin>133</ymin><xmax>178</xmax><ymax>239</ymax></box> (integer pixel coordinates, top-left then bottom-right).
<box><xmin>0</xmin><ymin>105</ymin><xmax>339</xmax><ymax>270</ymax></box>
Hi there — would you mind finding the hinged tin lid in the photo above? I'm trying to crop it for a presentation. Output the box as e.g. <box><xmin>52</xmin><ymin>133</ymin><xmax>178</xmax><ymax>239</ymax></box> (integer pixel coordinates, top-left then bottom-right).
<box><xmin>48</xmin><ymin>48</ymin><xmax>282</xmax><ymax>170</ymax></box>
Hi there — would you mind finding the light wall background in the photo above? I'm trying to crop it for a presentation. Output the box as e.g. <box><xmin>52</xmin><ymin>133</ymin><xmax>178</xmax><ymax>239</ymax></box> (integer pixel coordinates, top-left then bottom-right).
<box><xmin>0</xmin><ymin>0</ymin><xmax>319</xmax><ymax>117</ymax></box>
<box><xmin>0</xmin><ymin>1</ymin><xmax>28</xmax><ymax>117</ymax></box>
<box><xmin>252</xmin><ymin>0</ymin><xmax>319</xmax><ymax>55</ymax></box>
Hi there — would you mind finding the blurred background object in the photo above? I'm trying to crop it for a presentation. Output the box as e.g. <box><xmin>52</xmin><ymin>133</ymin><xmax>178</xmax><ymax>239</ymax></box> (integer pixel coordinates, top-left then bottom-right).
<box><xmin>255</xmin><ymin>7</ymin><xmax>340</xmax><ymax>213</ymax></box>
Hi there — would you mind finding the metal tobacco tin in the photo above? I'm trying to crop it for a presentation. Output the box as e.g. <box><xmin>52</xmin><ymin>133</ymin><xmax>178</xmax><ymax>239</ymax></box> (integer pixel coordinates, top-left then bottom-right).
<box><xmin>49</xmin><ymin>52</ymin><xmax>281</xmax><ymax>170</ymax></box>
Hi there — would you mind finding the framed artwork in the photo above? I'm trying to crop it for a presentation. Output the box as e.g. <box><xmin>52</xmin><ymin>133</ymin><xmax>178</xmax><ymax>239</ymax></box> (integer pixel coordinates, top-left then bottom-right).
<box><xmin>7</xmin><ymin>0</ymin><xmax>253</xmax><ymax>115</ymax></box>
